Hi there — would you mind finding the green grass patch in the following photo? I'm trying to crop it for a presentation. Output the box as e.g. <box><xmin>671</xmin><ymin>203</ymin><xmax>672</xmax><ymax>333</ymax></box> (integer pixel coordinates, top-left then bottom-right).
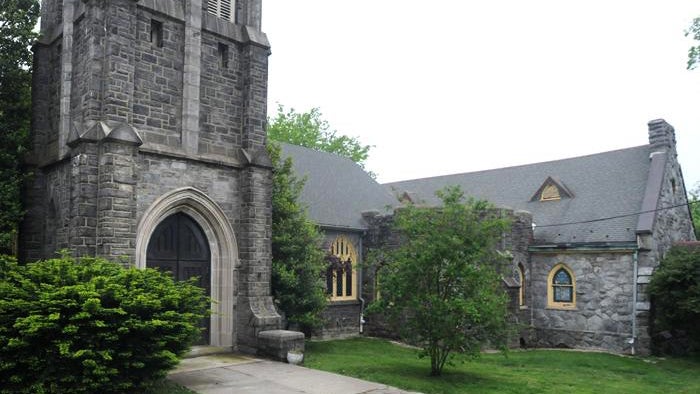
<box><xmin>304</xmin><ymin>338</ymin><xmax>700</xmax><ymax>394</ymax></box>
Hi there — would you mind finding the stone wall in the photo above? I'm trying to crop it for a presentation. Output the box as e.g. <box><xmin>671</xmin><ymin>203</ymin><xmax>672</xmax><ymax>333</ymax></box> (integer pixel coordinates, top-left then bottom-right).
<box><xmin>508</xmin><ymin>211</ymin><xmax>534</xmax><ymax>343</ymax></box>
<box><xmin>635</xmin><ymin>122</ymin><xmax>697</xmax><ymax>354</ymax></box>
<box><xmin>198</xmin><ymin>30</ymin><xmax>244</xmax><ymax>158</ymax></box>
<box><xmin>316</xmin><ymin>302</ymin><xmax>362</xmax><ymax>339</ymax></box>
<box><xmin>133</xmin><ymin>9</ymin><xmax>185</xmax><ymax>146</ymax></box>
<box><xmin>528</xmin><ymin>251</ymin><xmax>636</xmax><ymax>353</ymax></box>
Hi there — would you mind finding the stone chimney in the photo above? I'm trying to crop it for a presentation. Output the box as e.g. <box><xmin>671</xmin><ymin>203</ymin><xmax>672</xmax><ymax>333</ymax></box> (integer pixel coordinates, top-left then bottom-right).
<box><xmin>648</xmin><ymin>119</ymin><xmax>676</xmax><ymax>151</ymax></box>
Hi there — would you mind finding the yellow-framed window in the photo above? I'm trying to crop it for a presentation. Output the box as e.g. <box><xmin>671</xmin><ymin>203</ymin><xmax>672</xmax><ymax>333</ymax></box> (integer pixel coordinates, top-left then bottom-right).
<box><xmin>518</xmin><ymin>263</ymin><xmax>526</xmax><ymax>307</ymax></box>
<box><xmin>326</xmin><ymin>236</ymin><xmax>357</xmax><ymax>301</ymax></box>
<box><xmin>547</xmin><ymin>263</ymin><xmax>576</xmax><ymax>309</ymax></box>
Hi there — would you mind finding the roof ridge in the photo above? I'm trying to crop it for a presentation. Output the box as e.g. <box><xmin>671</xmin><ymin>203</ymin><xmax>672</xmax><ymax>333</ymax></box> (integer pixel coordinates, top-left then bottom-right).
<box><xmin>277</xmin><ymin>141</ymin><xmax>362</xmax><ymax>167</ymax></box>
<box><xmin>384</xmin><ymin>144</ymin><xmax>649</xmax><ymax>185</ymax></box>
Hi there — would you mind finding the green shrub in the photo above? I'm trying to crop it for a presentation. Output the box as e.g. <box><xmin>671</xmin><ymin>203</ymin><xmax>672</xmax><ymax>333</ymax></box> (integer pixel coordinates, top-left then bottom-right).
<box><xmin>648</xmin><ymin>244</ymin><xmax>700</xmax><ymax>354</ymax></box>
<box><xmin>0</xmin><ymin>254</ymin><xmax>209</xmax><ymax>393</ymax></box>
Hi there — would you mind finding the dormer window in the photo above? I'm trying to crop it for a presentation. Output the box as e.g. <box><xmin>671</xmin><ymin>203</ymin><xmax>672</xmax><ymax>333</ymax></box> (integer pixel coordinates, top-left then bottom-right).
<box><xmin>207</xmin><ymin>0</ymin><xmax>236</xmax><ymax>22</ymax></box>
<box><xmin>540</xmin><ymin>184</ymin><xmax>560</xmax><ymax>201</ymax></box>
<box><xmin>531</xmin><ymin>176</ymin><xmax>574</xmax><ymax>202</ymax></box>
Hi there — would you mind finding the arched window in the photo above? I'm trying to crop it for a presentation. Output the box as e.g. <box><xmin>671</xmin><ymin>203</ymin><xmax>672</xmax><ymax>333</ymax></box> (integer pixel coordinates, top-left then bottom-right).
<box><xmin>326</xmin><ymin>236</ymin><xmax>357</xmax><ymax>301</ymax></box>
<box><xmin>547</xmin><ymin>264</ymin><xmax>576</xmax><ymax>309</ymax></box>
<box><xmin>517</xmin><ymin>263</ymin><xmax>526</xmax><ymax>307</ymax></box>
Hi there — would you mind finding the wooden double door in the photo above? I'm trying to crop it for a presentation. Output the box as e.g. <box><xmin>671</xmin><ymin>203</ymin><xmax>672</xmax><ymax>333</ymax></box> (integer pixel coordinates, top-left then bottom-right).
<box><xmin>146</xmin><ymin>212</ymin><xmax>211</xmax><ymax>345</ymax></box>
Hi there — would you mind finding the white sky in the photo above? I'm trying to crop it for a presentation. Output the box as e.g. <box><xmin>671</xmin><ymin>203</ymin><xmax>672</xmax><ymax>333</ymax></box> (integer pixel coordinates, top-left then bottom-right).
<box><xmin>262</xmin><ymin>0</ymin><xmax>700</xmax><ymax>190</ymax></box>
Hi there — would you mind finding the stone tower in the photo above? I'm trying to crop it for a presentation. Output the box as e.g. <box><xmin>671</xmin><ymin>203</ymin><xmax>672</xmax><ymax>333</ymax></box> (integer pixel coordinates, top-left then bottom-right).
<box><xmin>21</xmin><ymin>0</ymin><xmax>280</xmax><ymax>352</ymax></box>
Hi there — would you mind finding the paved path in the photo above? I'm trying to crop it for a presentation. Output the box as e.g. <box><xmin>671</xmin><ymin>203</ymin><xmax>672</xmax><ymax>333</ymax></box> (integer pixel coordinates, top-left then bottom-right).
<box><xmin>169</xmin><ymin>354</ymin><xmax>419</xmax><ymax>394</ymax></box>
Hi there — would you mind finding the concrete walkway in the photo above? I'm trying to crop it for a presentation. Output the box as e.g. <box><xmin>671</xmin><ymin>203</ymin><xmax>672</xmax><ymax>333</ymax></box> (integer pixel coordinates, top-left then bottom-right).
<box><xmin>169</xmin><ymin>354</ymin><xmax>419</xmax><ymax>394</ymax></box>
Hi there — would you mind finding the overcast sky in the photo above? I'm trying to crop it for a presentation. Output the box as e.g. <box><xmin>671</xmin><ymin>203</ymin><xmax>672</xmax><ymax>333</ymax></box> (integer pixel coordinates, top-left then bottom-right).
<box><xmin>262</xmin><ymin>0</ymin><xmax>700</xmax><ymax>191</ymax></box>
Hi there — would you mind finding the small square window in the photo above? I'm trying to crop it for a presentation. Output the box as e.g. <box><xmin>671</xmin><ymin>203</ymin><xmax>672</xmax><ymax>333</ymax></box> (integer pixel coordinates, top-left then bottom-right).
<box><xmin>218</xmin><ymin>43</ymin><xmax>229</xmax><ymax>69</ymax></box>
<box><xmin>150</xmin><ymin>20</ymin><xmax>163</xmax><ymax>48</ymax></box>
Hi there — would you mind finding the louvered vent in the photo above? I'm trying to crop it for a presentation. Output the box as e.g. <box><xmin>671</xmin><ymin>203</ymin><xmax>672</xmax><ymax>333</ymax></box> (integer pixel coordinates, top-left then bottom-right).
<box><xmin>207</xmin><ymin>0</ymin><xmax>235</xmax><ymax>22</ymax></box>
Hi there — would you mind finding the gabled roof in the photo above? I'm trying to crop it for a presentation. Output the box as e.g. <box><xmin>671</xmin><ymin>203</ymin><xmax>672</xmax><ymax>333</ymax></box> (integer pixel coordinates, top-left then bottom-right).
<box><xmin>386</xmin><ymin>145</ymin><xmax>653</xmax><ymax>244</ymax></box>
<box><xmin>280</xmin><ymin>143</ymin><xmax>399</xmax><ymax>230</ymax></box>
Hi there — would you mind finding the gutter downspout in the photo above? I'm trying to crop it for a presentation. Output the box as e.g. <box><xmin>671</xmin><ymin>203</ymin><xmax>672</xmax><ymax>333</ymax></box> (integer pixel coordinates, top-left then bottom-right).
<box><xmin>631</xmin><ymin>249</ymin><xmax>638</xmax><ymax>355</ymax></box>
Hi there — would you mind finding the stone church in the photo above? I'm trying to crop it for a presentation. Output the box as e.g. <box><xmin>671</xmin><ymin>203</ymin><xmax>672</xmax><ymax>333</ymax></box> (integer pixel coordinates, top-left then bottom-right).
<box><xmin>20</xmin><ymin>0</ymin><xmax>696</xmax><ymax>357</ymax></box>
<box><xmin>282</xmin><ymin>119</ymin><xmax>696</xmax><ymax>355</ymax></box>
<box><xmin>20</xmin><ymin>0</ymin><xmax>295</xmax><ymax>354</ymax></box>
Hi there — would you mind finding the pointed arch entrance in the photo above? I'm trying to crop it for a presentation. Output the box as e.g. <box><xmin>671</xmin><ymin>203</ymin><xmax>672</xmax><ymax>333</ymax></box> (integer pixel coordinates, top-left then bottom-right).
<box><xmin>135</xmin><ymin>187</ymin><xmax>238</xmax><ymax>348</ymax></box>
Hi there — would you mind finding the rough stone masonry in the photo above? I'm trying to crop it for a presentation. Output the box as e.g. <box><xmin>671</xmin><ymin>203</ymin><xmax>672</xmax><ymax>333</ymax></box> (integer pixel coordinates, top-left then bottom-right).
<box><xmin>21</xmin><ymin>0</ymin><xmax>299</xmax><ymax>357</ymax></box>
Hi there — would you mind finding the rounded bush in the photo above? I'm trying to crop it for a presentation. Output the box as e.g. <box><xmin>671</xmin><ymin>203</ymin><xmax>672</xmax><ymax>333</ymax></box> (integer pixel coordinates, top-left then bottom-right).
<box><xmin>648</xmin><ymin>244</ymin><xmax>700</xmax><ymax>355</ymax></box>
<box><xmin>0</xmin><ymin>254</ymin><xmax>209</xmax><ymax>393</ymax></box>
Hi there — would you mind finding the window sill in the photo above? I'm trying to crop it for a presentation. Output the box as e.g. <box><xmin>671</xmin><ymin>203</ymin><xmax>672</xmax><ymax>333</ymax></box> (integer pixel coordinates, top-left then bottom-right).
<box><xmin>546</xmin><ymin>305</ymin><xmax>577</xmax><ymax>311</ymax></box>
<box><xmin>328</xmin><ymin>299</ymin><xmax>361</xmax><ymax>306</ymax></box>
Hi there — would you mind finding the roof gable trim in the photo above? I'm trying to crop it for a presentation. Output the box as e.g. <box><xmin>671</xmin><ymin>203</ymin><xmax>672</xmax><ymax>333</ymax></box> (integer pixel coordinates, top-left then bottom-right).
<box><xmin>636</xmin><ymin>151</ymin><xmax>667</xmax><ymax>234</ymax></box>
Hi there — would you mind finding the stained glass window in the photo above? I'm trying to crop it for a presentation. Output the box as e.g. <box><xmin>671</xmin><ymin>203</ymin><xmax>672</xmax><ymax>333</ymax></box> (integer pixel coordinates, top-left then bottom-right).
<box><xmin>551</xmin><ymin>267</ymin><xmax>574</xmax><ymax>304</ymax></box>
<box><xmin>554</xmin><ymin>269</ymin><xmax>571</xmax><ymax>285</ymax></box>
<box><xmin>345</xmin><ymin>259</ymin><xmax>353</xmax><ymax>295</ymax></box>
<box><xmin>326</xmin><ymin>236</ymin><xmax>357</xmax><ymax>301</ymax></box>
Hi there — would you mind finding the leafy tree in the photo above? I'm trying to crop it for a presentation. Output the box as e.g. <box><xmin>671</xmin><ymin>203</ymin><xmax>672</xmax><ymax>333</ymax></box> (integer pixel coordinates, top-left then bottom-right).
<box><xmin>268</xmin><ymin>142</ymin><xmax>327</xmax><ymax>335</ymax></box>
<box><xmin>369</xmin><ymin>186</ymin><xmax>512</xmax><ymax>376</ymax></box>
<box><xmin>0</xmin><ymin>1</ymin><xmax>39</xmax><ymax>254</ymax></box>
<box><xmin>267</xmin><ymin>104</ymin><xmax>373</xmax><ymax>174</ymax></box>
<box><xmin>687</xmin><ymin>17</ymin><xmax>700</xmax><ymax>70</ymax></box>
<box><xmin>689</xmin><ymin>184</ymin><xmax>699</xmax><ymax>240</ymax></box>
<box><xmin>648</xmin><ymin>244</ymin><xmax>700</xmax><ymax>354</ymax></box>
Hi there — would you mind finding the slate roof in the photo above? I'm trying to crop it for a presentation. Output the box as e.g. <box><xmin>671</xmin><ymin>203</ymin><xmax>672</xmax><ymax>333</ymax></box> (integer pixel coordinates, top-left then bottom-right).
<box><xmin>385</xmin><ymin>145</ymin><xmax>653</xmax><ymax>245</ymax></box>
<box><xmin>280</xmin><ymin>143</ymin><xmax>399</xmax><ymax>230</ymax></box>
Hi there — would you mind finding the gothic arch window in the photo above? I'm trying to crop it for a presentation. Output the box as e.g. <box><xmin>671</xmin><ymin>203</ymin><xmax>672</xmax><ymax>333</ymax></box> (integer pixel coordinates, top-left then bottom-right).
<box><xmin>207</xmin><ymin>0</ymin><xmax>236</xmax><ymax>22</ymax></box>
<box><xmin>326</xmin><ymin>236</ymin><xmax>358</xmax><ymax>301</ymax></box>
<box><xmin>517</xmin><ymin>263</ymin><xmax>526</xmax><ymax>307</ymax></box>
<box><xmin>547</xmin><ymin>264</ymin><xmax>576</xmax><ymax>309</ymax></box>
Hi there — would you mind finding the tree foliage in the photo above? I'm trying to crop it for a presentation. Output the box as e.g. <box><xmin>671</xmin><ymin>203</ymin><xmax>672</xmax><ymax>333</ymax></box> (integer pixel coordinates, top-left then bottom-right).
<box><xmin>369</xmin><ymin>186</ymin><xmax>512</xmax><ymax>376</ymax></box>
<box><xmin>648</xmin><ymin>244</ymin><xmax>700</xmax><ymax>354</ymax></box>
<box><xmin>0</xmin><ymin>254</ymin><xmax>209</xmax><ymax>393</ymax></box>
<box><xmin>687</xmin><ymin>17</ymin><xmax>700</xmax><ymax>70</ymax></box>
<box><xmin>267</xmin><ymin>104</ymin><xmax>372</xmax><ymax>173</ymax></box>
<box><xmin>689</xmin><ymin>184</ymin><xmax>699</xmax><ymax>240</ymax></box>
<box><xmin>0</xmin><ymin>1</ymin><xmax>40</xmax><ymax>254</ymax></box>
<box><xmin>268</xmin><ymin>142</ymin><xmax>327</xmax><ymax>334</ymax></box>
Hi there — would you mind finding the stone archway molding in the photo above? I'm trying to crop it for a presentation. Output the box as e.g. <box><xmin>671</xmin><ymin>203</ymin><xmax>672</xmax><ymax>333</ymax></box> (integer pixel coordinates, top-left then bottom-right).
<box><xmin>135</xmin><ymin>187</ymin><xmax>238</xmax><ymax>348</ymax></box>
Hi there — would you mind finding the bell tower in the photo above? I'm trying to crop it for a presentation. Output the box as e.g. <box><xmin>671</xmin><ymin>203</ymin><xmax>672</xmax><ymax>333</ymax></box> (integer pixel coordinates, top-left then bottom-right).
<box><xmin>22</xmin><ymin>0</ymin><xmax>284</xmax><ymax>352</ymax></box>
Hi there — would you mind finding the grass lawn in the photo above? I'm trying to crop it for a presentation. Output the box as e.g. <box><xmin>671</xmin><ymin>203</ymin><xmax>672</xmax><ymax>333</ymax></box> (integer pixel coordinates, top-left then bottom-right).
<box><xmin>304</xmin><ymin>338</ymin><xmax>700</xmax><ymax>394</ymax></box>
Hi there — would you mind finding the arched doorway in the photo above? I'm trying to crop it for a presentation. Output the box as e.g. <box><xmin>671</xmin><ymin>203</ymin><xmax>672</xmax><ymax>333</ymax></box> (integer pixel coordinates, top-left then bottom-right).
<box><xmin>136</xmin><ymin>187</ymin><xmax>238</xmax><ymax>348</ymax></box>
<box><xmin>147</xmin><ymin>212</ymin><xmax>211</xmax><ymax>344</ymax></box>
